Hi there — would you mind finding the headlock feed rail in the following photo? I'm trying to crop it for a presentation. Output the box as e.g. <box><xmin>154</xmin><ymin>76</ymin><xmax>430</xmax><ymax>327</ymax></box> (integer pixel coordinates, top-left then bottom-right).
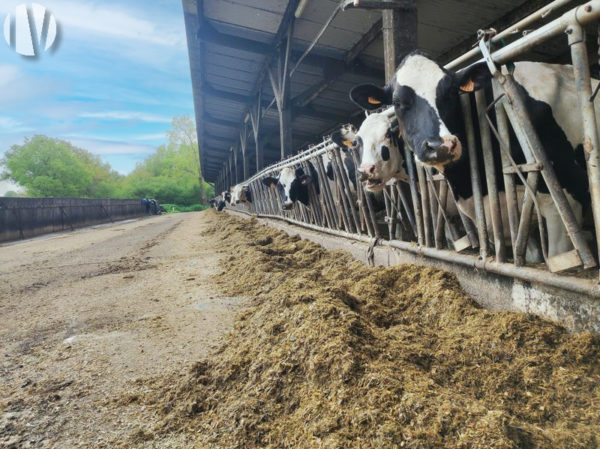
<box><xmin>225</xmin><ymin>0</ymin><xmax>600</xmax><ymax>299</ymax></box>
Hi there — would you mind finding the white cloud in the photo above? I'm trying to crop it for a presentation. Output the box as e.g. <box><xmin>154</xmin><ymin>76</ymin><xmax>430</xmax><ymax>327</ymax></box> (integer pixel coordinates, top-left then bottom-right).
<box><xmin>132</xmin><ymin>133</ymin><xmax>167</xmax><ymax>141</ymax></box>
<box><xmin>65</xmin><ymin>136</ymin><xmax>155</xmax><ymax>155</ymax></box>
<box><xmin>0</xmin><ymin>116</ymin><xmax>34</xmax><ymax>132</ymax></box>
<box><xmin>50</xmin><ymin>1</ymin><xmax>183</xmax><ymax>46</ymax></box>
<box><xmin>0</xmin><ymin>65</ymin><xmax>21</xmax><ymax>87</ymax></box>
<box><xmin>80</xmin><ymin>111</ymin><xmax>172</xmax><ymax>123</ymax></box>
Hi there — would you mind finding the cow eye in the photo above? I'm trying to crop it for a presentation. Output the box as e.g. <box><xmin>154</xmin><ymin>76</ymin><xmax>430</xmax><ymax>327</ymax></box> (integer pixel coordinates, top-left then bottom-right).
<box><xmin>381</xmin><ymin>145</ymin><xmax>390</xmax><ymax>161</ymax></box>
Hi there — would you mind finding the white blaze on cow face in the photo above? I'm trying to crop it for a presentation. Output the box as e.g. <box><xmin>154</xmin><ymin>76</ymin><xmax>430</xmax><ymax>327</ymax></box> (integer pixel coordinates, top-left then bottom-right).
<box><xmin>355</xmin><ymin>113</ymin><xmax>405</xmax><ymax>191</ymax></box>
<box><xmin>277</xmin><ymin>167</ymin><xmax>297</xmax><ymax>209</ymax></box>
<box><xmin>393</xmin><ymin>53</ymin><xmax>462</xmax><ymax>167</ymax></box>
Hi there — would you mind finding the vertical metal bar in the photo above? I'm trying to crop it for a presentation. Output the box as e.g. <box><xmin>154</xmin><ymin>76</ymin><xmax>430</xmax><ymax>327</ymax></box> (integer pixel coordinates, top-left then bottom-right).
<box><xmin>390</xmin><ymin>183</ymin><xmax>398</xmax><ymax>238</ymax></box>
<box><xmin>460</xmin><ymin>94</ymin><xmax>489</xmax><ymax>258</ymax></box>
<box><xmin>501</xmin><ymin>99</ymin><xmax>541</xmax><ymax>265</ymax></box>
<box><xmin>475</xmin><ymin>89</ymin><xmax>506</xmax><ymax>262</ymax></box>
<box><xmin>493</xmin><ymin>80</ymin><xmax>519</xmax><ymax>255</ymax></box>
<box><xmin>500</xmin><ymin>73</ymin><xmax>595</xmax><ymax>268</ymax></box>
<box><xmin>569</xmin><ymin>23</ymin><xmax>600</xmax><ymax>272</ymax></box>
<box><xmin>434</xmin><ymin>180</ymin><xmax>448</xmax><ymax>249</ymax></box>
<box><xmin>383</xmin><ymin>186</ymin><xmax>393</xmax><ymax>238</ymax></box>
<box><xmin>403</xmin><ymin>147</ymin><xmax>424</xmax><ymax>245</ymax></box>
<box><xmin>330</xmin><ymin>151</ymin><xmax>356</xmax><ymax>233</ymax></box>
<box><xmin>396</xmin><ymin>183</ymin><xmax>417</xmax><ymax>237</ymax></box>
<box><xmin>364</xmin><ymin>188</ymin><xmax>380</xmax><ymax>239</ymax></box>
<box><xmin>416</xmin><ymin>163</ymin><xmax>432</xmax><ymax>247</ymax></box>
<box><xmin>427</xmin><ymin>176</ymin><xmax>439</xmax><ymax>248</ymax></box>
<box><xmin>333</xmin><ymin>149</ymin><xmax>361</xmax><ymax>232</ymax></box>
<box><xmin>314</xmin><ymin>156</ymin><xmax>337</xmax><ymax>229</ymax></box>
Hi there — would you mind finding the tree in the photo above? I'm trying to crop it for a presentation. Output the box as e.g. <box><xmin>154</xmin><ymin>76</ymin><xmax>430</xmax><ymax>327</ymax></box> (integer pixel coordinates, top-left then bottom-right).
<box><xmin>166</xmin><ymin>115</ymin><xmax>208</xmax><ymax>203</ymax></box>
<box><xmin>1</xmin><ymin>136</ymin><xmax>123</xmax><ymax>198</ymax></box>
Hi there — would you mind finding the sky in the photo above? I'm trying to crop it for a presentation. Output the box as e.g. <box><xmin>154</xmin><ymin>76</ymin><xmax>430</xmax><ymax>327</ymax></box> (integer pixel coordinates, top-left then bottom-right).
<box><xmin>0</xmin><ymin>0</ymin><xmax>195</xmax><ymax>175</ymax></box>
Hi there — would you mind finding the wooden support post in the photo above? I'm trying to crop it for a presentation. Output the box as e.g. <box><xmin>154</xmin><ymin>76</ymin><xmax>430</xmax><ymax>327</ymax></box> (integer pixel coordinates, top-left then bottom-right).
<box><xmin>382</xmin><ymin>0</ymin><xmax>417</xmax><ymax>83</ymax></box>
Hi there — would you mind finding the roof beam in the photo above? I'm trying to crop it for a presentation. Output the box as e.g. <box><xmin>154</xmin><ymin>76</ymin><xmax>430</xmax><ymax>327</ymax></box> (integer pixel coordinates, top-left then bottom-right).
<box><xmin>293</xmin><ymin>17</ymin><xmax>383</xmax><ymax>110</ymax></box>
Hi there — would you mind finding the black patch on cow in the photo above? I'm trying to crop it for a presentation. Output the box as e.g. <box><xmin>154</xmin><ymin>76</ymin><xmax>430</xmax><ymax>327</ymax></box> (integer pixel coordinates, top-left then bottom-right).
<box><xmin>245</xmin><ymin>188</ymin><xmax>252</xmax><ymax>203</ymax></box>
<box><xmin>516</xmin><ymin>81</ymin><xmax>590</xmax><ymax>207</ymax></box>
<box><xmin>217</xmin><ymin>200</ymin><xmax>226</xmax><ymax>211</ymax></box>
<box><xmin>393</xmin><ymin>85</ymin><xmax>441</xmax><ymax>162</ymax></box>
<box><xmin>343</xmin><ymin>155</ymin><xmax>357</xmax><ymax>189</ymax></box>
<box><xmin>381</xmin><ymin>145</ymin><xmax>390</xmax><ymax>161</ymax></box>
<box><xmin>326</xmin><ymin>161</ymin><xmax>334</xmax><ymax>180</ymax></box>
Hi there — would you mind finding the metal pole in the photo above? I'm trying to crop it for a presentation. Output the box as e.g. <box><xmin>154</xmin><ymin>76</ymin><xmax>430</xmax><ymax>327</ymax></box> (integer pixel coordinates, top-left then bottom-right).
<box><xmin>460</xmin><ymin>94</ymin><xmax>488</xmax><ymax>258</ymax></box>
<box><xmin>475</xmin><ymin>89</ymin><xmax>505</xmax><ymax>262</ymax></box>
<box><xmin>568</xmin><ymin>22</ymin><xmax>600</xmax><ymax>274</ymax></box>
<box><xmin>493</xmin><ymin>80</ymin><xmax>520</xmax><ymax>254</ymax></box>
<box><xmin>499</xmin><ymin>73</ymin><xmax>595</xmax><ymax>268</ymax></box>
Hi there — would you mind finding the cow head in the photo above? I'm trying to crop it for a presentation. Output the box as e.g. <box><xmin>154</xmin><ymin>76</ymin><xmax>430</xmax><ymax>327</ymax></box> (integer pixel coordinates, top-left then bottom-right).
<box><xmin>349</xmin><ymin>51</ymin><xmax>491</xmax><ymax>169</ymax></box>
<box><xmin>261</xmin><ymin>165</ymin><xmax>316</xmax><ymax>210</ymax></box>
<box><xmin>231</xmin><ymin>184</ymin><xmax>253</xmax><ymax>205</ymax></box>
<box><xmin>221</xmin><ymin>191</ymin><xmax>232</xmax><ymax>203</ymax></box>
<box><xmin>332</xmin><ymin>113</ymin><xmax>404</xmax><ymax>191</ymax></box>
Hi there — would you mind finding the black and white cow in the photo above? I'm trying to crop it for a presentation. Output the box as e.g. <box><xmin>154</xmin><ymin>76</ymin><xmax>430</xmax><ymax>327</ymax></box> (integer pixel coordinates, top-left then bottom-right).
<box><xmin>262</xmin><ymin>163</ymin><xmax>320</xmax><ymax>210</ymax></box>
<box><xmin>350</xmin><ymin>51</ymin><xmax>593</xmax><ymax>258</ymax></box>
<box><xmin>331</xmin><ymin>112</ymin><xmax>408</xmax><ymax>191</ymax></box>
<box><xmin>231</xmin><ymin>184</ymin><xmax>252</xmax><ymax>205</ymax></box>
<box><xmin>221</xmin><ymin>191</ymin><xmax>231</xmax><ymax>204</ymax></box>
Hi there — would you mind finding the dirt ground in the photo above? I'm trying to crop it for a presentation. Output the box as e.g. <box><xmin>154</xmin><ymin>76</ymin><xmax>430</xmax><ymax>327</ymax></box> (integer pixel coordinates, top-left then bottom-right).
<box><xmin>2</xmin><ymin>210</ymin><xmax>599</xmax><ymax>449</ymax></box>
<box><xmin>0</xmin><ymin>212</ymin><xmax>243</xmax><ymax>448</ymax></box>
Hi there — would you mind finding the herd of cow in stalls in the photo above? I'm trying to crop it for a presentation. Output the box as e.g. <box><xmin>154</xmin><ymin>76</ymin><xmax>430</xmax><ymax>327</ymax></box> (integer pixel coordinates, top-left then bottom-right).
<box><xmin>211</xmin><ymin>51</ymin><xmax>599</xmax><ymax>266</ymax></box>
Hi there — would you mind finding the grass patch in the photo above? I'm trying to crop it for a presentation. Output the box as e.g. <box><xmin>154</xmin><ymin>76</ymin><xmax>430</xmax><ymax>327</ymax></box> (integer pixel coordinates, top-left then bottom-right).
<box><xmin>161</xmin><ymin>203</ymin><xmax>209</xmax><ymax>213</ymax></box>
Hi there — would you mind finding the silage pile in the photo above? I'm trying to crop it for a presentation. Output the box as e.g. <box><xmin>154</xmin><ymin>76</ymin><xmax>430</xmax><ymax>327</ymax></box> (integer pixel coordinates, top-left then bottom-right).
<box><xmin>155</xmin><ymin>211</ymin><xmax>600</xmax><ymax>448</ymax></box>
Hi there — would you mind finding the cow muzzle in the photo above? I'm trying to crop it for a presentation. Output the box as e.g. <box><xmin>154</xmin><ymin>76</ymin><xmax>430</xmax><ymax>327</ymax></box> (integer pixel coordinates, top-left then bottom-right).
<box><xmin>420</xmin><ymin>136</ymin><xmax>461</xmax><ymax>165</ymax></box>
<box><xmin>282</xmin><ymin>201</ymin><xmax>294</xmax><ymax>210</ymax></box>
<box><xmin>358</xmin><ymin>163</ymin><xmax>386</xmax><ymax>191</ymax></box>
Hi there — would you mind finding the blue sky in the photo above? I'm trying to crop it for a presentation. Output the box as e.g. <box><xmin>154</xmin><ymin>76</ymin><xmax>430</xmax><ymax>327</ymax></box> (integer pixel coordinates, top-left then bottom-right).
<box><xmin>0</xmin><ymin>0</ymin><xmax>195</xmax><ymax>174</ymax></box>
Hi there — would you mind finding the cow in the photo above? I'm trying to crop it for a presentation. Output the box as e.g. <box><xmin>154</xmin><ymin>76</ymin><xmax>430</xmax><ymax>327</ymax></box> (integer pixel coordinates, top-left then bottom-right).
<box><xmin>231</xmin><ymin>184</ymin><xmax>252</xmax><ymax>205</ymax></box>
<box><xmin>330</xmin><ymin>112</ymin><xmax>408</xmax><ymax>192</ymax></box>
<box><xmin>221</xmin><ymin>191</ymin><xmax>231</xmax><ymax>204</ymax></box>
<box><xmin>349</xmin><ymin>51</ymin><xmax>592</xmax><ymax>259</ymax></box>
<box><xmin>261</xmin><ymin>163</ymin><xmax>319</xmax><ymax>210</ymax></box>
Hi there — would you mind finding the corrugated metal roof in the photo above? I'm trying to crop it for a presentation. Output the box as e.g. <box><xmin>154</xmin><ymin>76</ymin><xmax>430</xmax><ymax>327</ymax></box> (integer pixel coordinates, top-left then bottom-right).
<box><xmin>182</xmin><ymin>0</ymin><xmax>580</xmax><ymax>182</ymax></box>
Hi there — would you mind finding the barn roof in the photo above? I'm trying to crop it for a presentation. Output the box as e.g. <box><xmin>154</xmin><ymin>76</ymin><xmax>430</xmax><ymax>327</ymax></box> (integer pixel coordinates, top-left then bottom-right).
<box><xmin>182</xmin><ymin>0</ymin><xmax>576</xmax><ymax>182</ymax></box>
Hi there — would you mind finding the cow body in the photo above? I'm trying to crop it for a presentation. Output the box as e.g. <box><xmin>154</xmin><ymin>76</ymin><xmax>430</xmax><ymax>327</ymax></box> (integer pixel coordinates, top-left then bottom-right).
<box><xmin>350</xmin><ymin>52</ymin><xmax>594</xmax><ymax>259</ymax></box>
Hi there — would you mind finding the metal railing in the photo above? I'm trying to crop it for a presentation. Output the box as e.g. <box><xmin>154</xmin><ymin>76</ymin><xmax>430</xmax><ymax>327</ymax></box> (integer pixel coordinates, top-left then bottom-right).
<box><xmin>226</xmin><ymin>0</ymin><xmax>600</xmax><ymax>297</ymax></box>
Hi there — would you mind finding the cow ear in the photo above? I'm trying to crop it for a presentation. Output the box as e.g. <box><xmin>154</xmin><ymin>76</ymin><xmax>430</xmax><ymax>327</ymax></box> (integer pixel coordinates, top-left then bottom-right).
<box><xmin>457</xmin><ymin>62</ymin><xmax>491</xmax><ymax>92</ymax></box>
<box><xmin>331</xmin><ymin>129</ymin><xmax>354</xmax><ymax>151</ymax></box>
<box><xmin>262</xmin><ymin>176</ymin><xmax>277</xmax><ymax>188</ymax></box>
<box><xmin>350</xmin><ymin>84</ymin><xmax>393</xmax><ymax>110</ymax></box>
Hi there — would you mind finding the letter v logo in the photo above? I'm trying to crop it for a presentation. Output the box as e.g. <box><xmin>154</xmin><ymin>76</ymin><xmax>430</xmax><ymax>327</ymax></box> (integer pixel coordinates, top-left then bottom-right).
<box><xmin>4</xmin><ymin>3</ymin><xmax>58</xmax><ymax>57</ymax></box>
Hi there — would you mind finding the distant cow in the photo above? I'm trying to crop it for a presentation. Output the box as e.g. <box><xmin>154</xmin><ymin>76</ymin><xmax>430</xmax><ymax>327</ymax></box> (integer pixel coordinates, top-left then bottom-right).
<box><xmin>262</xmin><ymin>163</ymin><xmax>320</xmax><ymax>210</ymax></box>
<box><xmin>349</xmin><ymin>51</ymin><xmax>593</xmax><ymax>258</ymax></box>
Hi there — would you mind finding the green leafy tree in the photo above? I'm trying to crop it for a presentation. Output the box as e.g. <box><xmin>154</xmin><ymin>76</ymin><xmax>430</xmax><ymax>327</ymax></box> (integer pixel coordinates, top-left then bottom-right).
<box><xmin>122</xmin><ymin>115</ymin><xmax>212</xmax><ymax>205</ymax></box>
<box><xmin>1</xmin><ymin>136</ymin><xmax>123</xmax><ymax>198</ymax></box>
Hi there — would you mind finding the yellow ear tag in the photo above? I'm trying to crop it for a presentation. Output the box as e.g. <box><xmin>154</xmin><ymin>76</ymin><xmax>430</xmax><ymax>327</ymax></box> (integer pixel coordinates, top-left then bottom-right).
<box><xmin>367</xmin><ymin>96</ymin><xmax>382</xmax><ymax>105</ymax></box>
<box><xmin>342</xmin><ymin>140</ymin><xmax>353</xmax><ymax>148</ymax></box>
<box><xmin>460</xmin><ymin>79</ymin><xmax>475</xmax><ymax>92</ymax></box>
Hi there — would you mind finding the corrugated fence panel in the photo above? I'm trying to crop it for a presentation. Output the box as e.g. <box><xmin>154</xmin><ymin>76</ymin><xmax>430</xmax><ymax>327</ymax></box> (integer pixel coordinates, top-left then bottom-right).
<box><xmin>0</xmin><ymin>198</ymin><xmax>146</xmax><ymax>243</ymax></box>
